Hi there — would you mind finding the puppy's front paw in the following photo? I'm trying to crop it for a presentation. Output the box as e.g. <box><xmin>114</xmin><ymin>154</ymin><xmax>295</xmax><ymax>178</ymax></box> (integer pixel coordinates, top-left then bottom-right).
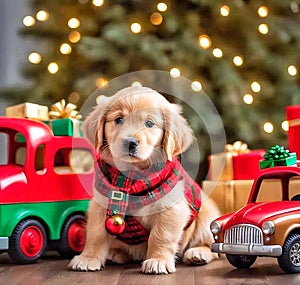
<box><xmin>142</xmin><ymin>258</ymin><xmax>176</xmax><ymax>274</ymax></box>
<box><xmin>183</xmin><ymin>246</ymin><xmax>218</xmax><ymax>265</ymax></box>
<box><xmin>68</xmin><ymin>254</ymin><xmax>104</xmax><ymax>271</ymax></box>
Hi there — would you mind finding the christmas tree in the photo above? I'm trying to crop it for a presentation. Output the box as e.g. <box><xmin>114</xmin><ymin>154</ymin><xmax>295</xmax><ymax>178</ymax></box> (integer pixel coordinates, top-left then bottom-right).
<box><xmin>3</xmin><ymin>0</ymin><xmax>300</xmax><ymax>175</ymax></box>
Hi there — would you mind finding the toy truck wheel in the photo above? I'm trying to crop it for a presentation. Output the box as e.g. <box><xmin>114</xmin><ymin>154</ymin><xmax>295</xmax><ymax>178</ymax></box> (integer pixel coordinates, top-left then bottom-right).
<box><xmin>277</xmin><ymin>234</ymin><xmax>300</xmax><ymax>273</ymax></box>
<box><xmin>57</xmin><ymin>214</ymin><xmax>86</xmax><ymax>258</ymax></box>
<box><xmin>226</xmin><ymin>254</ymin><xmax>257</xmax><ymax>268</ymax></box>
<box><xmin>8</xmin><ymin>219</ymin><xmax>47</xmax><ymax>264</ymax></box>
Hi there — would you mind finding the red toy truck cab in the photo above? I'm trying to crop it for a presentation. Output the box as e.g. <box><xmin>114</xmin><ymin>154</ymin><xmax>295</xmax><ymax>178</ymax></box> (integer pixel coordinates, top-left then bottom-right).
<box><xmin>210</xmin><ymin>166</ymin><xmax>300</xmax><ymax>273</ymax></box>
<box><xmin>0</xmin><ymin>117</ymin><xmax>95</xmax><ymax>263</ymax></box>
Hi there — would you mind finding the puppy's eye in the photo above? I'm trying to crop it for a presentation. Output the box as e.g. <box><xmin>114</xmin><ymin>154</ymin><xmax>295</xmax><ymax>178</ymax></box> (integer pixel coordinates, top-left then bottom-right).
<box><xmin>115</xmin><ymin>117</ymin><xmax>123</xmax><ymax>125</ymax></box>
<box><xmin>145</xmin><ymin>119</ymin><xmax>155</xmax><ymax>128</ymax></box>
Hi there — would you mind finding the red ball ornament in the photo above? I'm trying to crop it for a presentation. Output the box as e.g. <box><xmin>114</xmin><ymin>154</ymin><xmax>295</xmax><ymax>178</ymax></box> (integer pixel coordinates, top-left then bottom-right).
<box><xmin>105</xmin><ymin>214</ymin><xmax>125</xmax><ymax>235</ymax></box>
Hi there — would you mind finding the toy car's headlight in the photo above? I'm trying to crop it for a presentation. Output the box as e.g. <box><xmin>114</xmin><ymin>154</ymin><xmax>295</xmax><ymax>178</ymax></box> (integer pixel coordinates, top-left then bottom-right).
<box><xmin>262</xmin><ymin>221</ymin><xmax>275</xmax><ymax>235</ymax></box>
<box><xmin>210</xmin><ymin>221</ymin><xmax>222</xmax><ymax>234</ymax></box>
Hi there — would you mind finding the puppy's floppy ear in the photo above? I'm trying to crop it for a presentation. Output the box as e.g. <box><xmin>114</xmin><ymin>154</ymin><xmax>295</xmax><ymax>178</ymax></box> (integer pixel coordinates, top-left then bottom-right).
<box><xmin>82</xmin><ymin>95</ymin><xmax>111</xmax><ymax>152</ymax></box>
<box><xmin>163</xmin><ymin>104</ymin><xmax>195</xmax><ymax>161</ymax></box>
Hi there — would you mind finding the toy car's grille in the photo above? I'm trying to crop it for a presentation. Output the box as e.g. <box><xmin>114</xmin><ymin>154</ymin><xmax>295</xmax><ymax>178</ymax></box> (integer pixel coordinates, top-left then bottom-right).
<box><xmin>224</xmin><ymin>224</ymin><xmax>263</xmax><ymax>245</ymax></box>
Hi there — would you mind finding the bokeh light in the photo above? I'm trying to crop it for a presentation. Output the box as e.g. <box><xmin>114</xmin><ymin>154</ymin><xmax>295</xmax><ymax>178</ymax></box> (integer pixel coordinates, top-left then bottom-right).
<box><xmin>28</xmin><ymin>52</ymin><xmax>42</xmax><ymax>64</ymax></box>
<box><xmin>130</xmin><ymin>23</ymin><xmax>142</xmax><ymax>33</ymax></box>
<box><xmin>170</xmin><ymin>68</ymin><xmax>181</xmax><ymax>78</ymax></box>
<box><xmin>48</xmin><ymin>62</ymin><xmax>59</xmax><ymax>74</ymax></box>
<box><xmin>263</xmin><ymin>122</ymin><xmax>274</xmax><ymax>133</ymax></box>
<box><xmin>68</xmin><ymin>18</ymin><xmax>80</xmax><ymax>29</ymax></box>
<box><xmin>243</xmin><ymin>94</ymin><xmax>254</xmax><ymax>104</ymax></box>
<box><xmin>198</xmin><ymin>34</ymin><xmax>212</xmax><ymax>49</ymax></box>
<box><xmin>23</xmin><ymin>16</ymin><xmax>35</xmax><ymax>27</ymax></box>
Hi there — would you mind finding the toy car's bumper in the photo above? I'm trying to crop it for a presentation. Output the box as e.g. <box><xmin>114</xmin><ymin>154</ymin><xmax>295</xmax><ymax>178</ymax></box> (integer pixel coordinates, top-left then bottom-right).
<box><xmin>211</xmin><ymin>243</ymin><xmax>282</xmax><ymax>257</ymax></box>
<box><xmin>0</xmin><ymin>237</ymin><xmax>9</xmax><ymax>250</ymax></box>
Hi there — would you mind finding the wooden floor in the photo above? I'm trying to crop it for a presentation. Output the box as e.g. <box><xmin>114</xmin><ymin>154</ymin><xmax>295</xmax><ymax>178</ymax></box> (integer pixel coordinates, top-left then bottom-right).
<box><xmin>1</xmin><ymin>252</ymin><xmax>300</xmax><ymax>285</ymax></box>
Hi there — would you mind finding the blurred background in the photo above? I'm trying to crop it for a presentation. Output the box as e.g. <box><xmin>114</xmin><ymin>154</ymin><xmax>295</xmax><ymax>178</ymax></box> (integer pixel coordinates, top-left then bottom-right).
<box><xmin>1</xmin><ymin>0</ymin><xmax>300</xmax><ymax>172</ymax></box>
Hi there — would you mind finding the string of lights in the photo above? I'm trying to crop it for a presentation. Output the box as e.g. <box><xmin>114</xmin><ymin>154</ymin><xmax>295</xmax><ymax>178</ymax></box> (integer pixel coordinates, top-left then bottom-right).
<box><xmin>20</xmin><ymin>1</ymin><xmax>300</xmax><ymax>137</ymax></box>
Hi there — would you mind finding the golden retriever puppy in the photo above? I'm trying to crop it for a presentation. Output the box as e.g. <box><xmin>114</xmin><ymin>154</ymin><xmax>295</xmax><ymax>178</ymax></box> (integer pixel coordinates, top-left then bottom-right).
<box><xmin>69</xmin><ymin>86</ymin><xmax>220</xmax><ymax>274</ymax></box>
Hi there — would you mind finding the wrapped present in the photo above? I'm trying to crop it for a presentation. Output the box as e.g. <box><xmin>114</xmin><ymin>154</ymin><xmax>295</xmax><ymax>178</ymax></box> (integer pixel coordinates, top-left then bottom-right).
<box><xmin>233</xmin><ymin>150</ymin><xmax>266</xmax><ymax>179</ymax></box>
<box><xmin>45</xmin><ymin>99</ymin><xmax>83</xmax><ymax>137</ymax></box>
<box><xmin>5</xmin><ymin>102</ymin><xmax>49</xmax><ymax>120</ymax></box>
<box><xmin>208</xmin><ymin>141</ymin><xmax>265</xmax><ymax>181</ymax></box>
<box><xmin>44</xmin><ymin>118</ymin><xmax>83</xmax><ymax>137</ymax></box>
<box><xmin>286</xmin><ymin>105</ymin><xmax>300</xmax><ymax>158</ymax></box>
<box><xmin>202</xmin><ymin>180</ymin><xmax>254</xmax><ymax>214</ymax></box>
<box><xmin>16</xmin><ymin>133</ymin><xmax>26</xmax><ymax>143</ymax></box>
<box><xmin>259</xmin><ymin>145</ymin><xmax>297</xmax><ymax>169</ymax></box>
<box><xmin>208</xmin><ymin>152</ymin><xmax>234</xmax><ymax>181</ymax></box>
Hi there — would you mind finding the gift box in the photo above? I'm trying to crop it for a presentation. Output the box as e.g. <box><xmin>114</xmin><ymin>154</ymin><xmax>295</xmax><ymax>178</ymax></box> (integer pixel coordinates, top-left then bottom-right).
<box><xmin>44</xmin><ymin>99</ymin><xmax>83</xmax><ymax>137</ymax></box>
<box><xmin>233</xmin><ymin>150</ymin><xmax>266</xmax><ymax>179</ymax></box>
<box><xmin>208</xmin><ymin>141</ymin><xmax>265</xmax><ymax>181</ymax></box>
<box><xmin>259</xmin><ymin>145</ymin><xmax>297</xmax><ymax>169</ymax></box>
<box><xmin>202</xmin><ymin>180</ymin><xmax>254</xmax><ymax>214</ymax></box>
<box><xmin>16</xmin><ymin>119</ymin><xmax>83</xmax><ymax>140</ymax></box>
<box><xmin>16</xmin><ymin>133</ymin><xmax>26</xmax><ymax>143</ymax></box>
<box><xmin>5</xmin><ymin>102</ymin><xmax>49</xmax><ymax>121</ymax></box>
<box><xmin>208</xmin><ymin>152</ymin><xmax>234</xmax><ymax>181</ymax></box>
<box><xmin>202</xmin><ymin>178</ymin><xmax>300</xmax><ymax>214</ymax></box>
<box><xmin>44</xmin><ymin>118</ymin><xmax>83</xmax><ymax>137</ymax></box>
<box><xmin>286</xmin><ymin>105</ymin><xmax>300</xmax><ymax>159</ymax></box>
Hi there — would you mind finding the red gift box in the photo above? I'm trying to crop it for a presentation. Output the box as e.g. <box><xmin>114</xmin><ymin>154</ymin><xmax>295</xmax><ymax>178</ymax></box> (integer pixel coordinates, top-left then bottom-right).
<box><xmin>286</xmin><ymin>105</ymin><xmax>300</xmax><ymax>159</ymax></box>
<box><xmin>208</xmin><ymin>141</ymin><xmax>265</xmax><ymax>181</ymax></box>
<box><xmin>232</xmin><ymin>150</ymin><xmax>266</xmax><ymax>180</ymax></box>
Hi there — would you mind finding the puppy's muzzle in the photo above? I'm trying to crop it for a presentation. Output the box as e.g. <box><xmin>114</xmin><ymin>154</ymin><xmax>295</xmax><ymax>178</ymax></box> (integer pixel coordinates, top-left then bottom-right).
<box><xmin>123</xmin><ymin>137</ymin><xmax>139</xmax><ymax>156</ymax></box>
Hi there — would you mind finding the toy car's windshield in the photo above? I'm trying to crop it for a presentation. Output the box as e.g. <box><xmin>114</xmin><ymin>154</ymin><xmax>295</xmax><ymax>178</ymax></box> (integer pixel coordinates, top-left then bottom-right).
<box><xmin>256</xmin><ymin>179</ymin><xmax>282</xmax><ymax>202</ymax></box>
<box><xmin>255</xmin><ymin>177</ymin><xmax>300</xmax><ymax>202</ymax></box>
<box><xmin>0</xmin><ymin>132</ymin><xmax>9</xmax><ymax>165</ymax></box>
<box><xmin>0</xmin><ymin>130</ymin><xmax>27</xmax><ymax>167</ymax></box>
<box><xmin>288</xmin><ymin>177</ymin><xmax>300</xmax><ymax>201</ymax></box>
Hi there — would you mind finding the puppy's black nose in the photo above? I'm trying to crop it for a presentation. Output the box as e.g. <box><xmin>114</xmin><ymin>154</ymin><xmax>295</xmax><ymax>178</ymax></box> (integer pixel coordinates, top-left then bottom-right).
<box><xmin>123</xmin><ymin>138</ymin><xmax>139</xmax><ymax>151</ymax></box>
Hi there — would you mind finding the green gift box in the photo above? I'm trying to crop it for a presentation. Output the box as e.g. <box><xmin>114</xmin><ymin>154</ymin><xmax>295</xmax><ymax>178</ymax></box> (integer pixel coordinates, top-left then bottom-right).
<box><xmin>44</xmin><ymin>118</ymin><xmax>83</xmax><ymax>137</ymax></box>
<box><xmin>259</xmin><ymin>145</ymin><xmax>297</xmax><ymax>169</ymax></box>
<box><xmin>16</xmin><ymin>133</ymin><xmax>26</xmax><ymax>143</ymax></box>
<box><xmin>259</xmin><ymin>154</ymin><xmax>297</xmax><ymax>169</ymax></box>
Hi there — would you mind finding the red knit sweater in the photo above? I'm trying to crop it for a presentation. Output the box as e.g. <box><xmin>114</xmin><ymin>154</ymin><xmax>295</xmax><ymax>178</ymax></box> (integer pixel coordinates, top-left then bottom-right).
<box><xmin>95</xmin><ymin>157</ymin><xmax>201</xmax><ymax>245</ymax></box>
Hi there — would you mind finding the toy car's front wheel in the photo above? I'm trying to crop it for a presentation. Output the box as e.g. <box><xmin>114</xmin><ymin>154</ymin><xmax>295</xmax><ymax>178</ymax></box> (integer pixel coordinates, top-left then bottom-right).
<box><xmin>226</xmin><ymin>254</ymin><xmax>257</xmax><ymax>268</ymax></box>
<box><xmin>56</xmin><ymin>214</ymin><xmax>86</xmax><ymax>259</ymax></box>
<box><xmin>8</xmin><ymin>219</ymin><xmax>47</xmax><ymax>263</ymax></box>
<box><xmin>278</xmin><ymin>234</ymin><xmax>300</xmax><ymax>273</ymax></box>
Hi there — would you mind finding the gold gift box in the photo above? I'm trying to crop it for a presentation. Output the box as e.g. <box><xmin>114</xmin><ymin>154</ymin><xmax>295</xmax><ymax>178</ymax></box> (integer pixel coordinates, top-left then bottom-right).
<box><xmin>202</xmin><ymin>180</ymin><xmax>253</xmax><ymax>214</ymax></box>
<box><xmin>208</xmin><ymin>153</ymin><xmax>234</xmax><ymax>181</ymax></box>
<box><xmin>6</xmin><ymin>102</ymin><xmax>49</xmax><ymax>121</ymax></box>
<box><xmin>202</xmin><ymin>179</ymin><xmax>300</xmax><ymax>214</ymax></box>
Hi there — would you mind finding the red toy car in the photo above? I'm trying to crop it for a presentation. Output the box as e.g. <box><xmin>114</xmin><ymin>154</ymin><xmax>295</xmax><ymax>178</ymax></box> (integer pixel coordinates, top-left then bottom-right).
<box><xmin>0</xmin><ymin>117</ymin><xmax>95</xmax><ymax>263</ymax></box>
<box><xmin>210</xmin><ymin>166</ymin><xmax>300</xmax><ymax>273</ymax></box>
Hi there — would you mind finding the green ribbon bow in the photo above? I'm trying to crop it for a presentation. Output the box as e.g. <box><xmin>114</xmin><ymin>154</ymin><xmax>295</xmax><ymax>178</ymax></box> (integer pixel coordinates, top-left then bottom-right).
<box><xmin>260</xmin><ymin>145</ymin><xmax>297</xmax><ymax>169</ymax></box>
<box><xmin>263</xmin><ymin>145</ymin><xmax>292</xmax><ymax>160</ymax></box>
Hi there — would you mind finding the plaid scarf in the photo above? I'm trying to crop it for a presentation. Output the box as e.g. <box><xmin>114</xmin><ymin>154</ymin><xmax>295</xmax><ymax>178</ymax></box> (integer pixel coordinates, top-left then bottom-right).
<box><xmin>95</xmin><ymin>157</ymin><xmax>201</xmax><ymax>245</ymax></box>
